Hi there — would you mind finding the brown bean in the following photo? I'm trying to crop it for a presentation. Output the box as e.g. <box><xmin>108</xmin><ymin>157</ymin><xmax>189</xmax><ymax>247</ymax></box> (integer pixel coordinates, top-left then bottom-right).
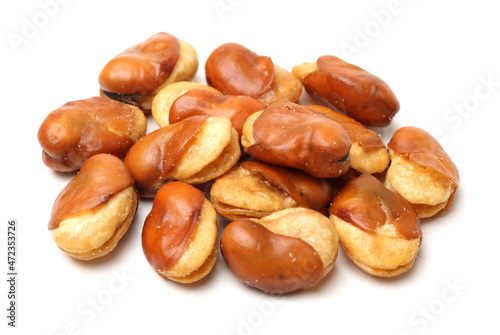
<box><xmin>241</xmin><ymin>100</ymin><xmax>351</xmax><ymax>178</ymax></box>
<box><xmin>205</xmin><ymin>42</ymin><xmax>274</xmax><ymax>97</ymax></box>
<box><xmin>205</xmin><ymin>43</ymin><xmax>302</xmax><ymax>106</ymax></box>
<box><xmin>151</xmin><ymin>82</ymin><xmax>221</xmax><ymax>127</ymax></box>
<box><xmin>99</xmin><ymin>33</ymin><xmax>180</xmax><ymax>101</ymax></box>
<box><xmin>329</xmin><ymin>173</ymin><xmax>422</xmax><ymax>277</ymax></box>
<box><xmin>307</xmin><ymin>104</ymin><xmax>390</xmax><ymax>174</ymax></box>
<box><xmin>48</xmin><ymin>154</ymin><xmax>137</xmax><ymax>260</ymax></box>
<box><xmin>124</xmin><ymin>115</ymin><xmax>240</xmax><ymax>197</ymax></box>
<box><xmin>142</xmin><ymin>181</ymin><xmax>218</xmax><ymax>283</ymax></box>
<box><xmin>98</xmin><ymin>32</ymin><xmax>198</xmax><ymax>110</ymax></box>
<box><xmin>169</xmin><ymin>89</ymin><xmax>265</xmax><ymax>137</ymax></box>
<box><xmin>386</xmin><ymin>126</ymin><xmax>460</xmax><ymax>218</ymax></box>
<box><xmin>38</xmin><ymin>97</ymin><xmax>146</xmax><ymax>172</ymax></box>
<box><xmin>293</xmin><ymin>55</ymin><xmax>399</xmax><ymax>127</ymax></box>
<box><xmin>221</xmin><ymin>208</ymin><xmax>338</xmax><ymax>293</ymax></box>
<box><xmin>210</xmin><ymin>160</ymin><xmax>333</xmax><ymax>221</ymax></box>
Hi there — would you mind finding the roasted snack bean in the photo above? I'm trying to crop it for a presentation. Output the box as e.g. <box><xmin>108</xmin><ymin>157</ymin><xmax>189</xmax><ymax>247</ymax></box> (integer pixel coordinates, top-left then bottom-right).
<box><xmin>152</xmin><ymin>81</ymin><xmax>221</xmax><ymax>127</ymax></box>
<box><xmin>210</xmin><ymin>160</ymin><xmax>333</xmax><ymax>221</ymax></box>
<box><xmin>293</xmin><ymin>55</ymin><xmax>399</xmax><ymax>127</ymax></box>
<box><xmin>385</xmin><ymin>126</ymin><xmax>460</xmax><ymax>218</ymax></box>
<box><xmin>38</xmin><ymin>97</ymin><xmax>147</xmax><ymax>172</ymax></box>
<box><xmin>220</xmin><ymin>208</ymin><xmax>339</xmax><ymax>293</ymax></box>
<box><xmin>124</xmin><ymin>115</ymin><xmax>240</xmax><ymax>197</ymax></box>
<box><xmin>98</xmin><ymin>32</ymin><xmax>198</xmax><ymax>111</ymax></box>
<box><xmin>329</xmin><ymin>173</ymin><xmax>422</xmax><ymax>277</ymax></box>
<box><xmin>43</xmin><ymin>33</ymin><xmax>462</xmax><ymax>293</ymax></box>
<box><xmin>241</xmin><ymin>100</ymin><xmax>351</xmax><ymax>178</ymax></box>
<box><xmin>166</xmin><ymin>89</ymin><xmax>265</xmax><ymax>138</ymax></box>
<box><xmin>48</xmin><ymin>154</ymin><xmax>138</xmax><ymax>260</ymax></box>
<box><xmin>152</xmin><ymin>82</ymin><xmax>264</xmax><ymax>137</ymax></box>
<box><xmin>307</xmin><ymin>105</ymin><xmax>390</xmax><ymax>174</ymax></box>
<box><xmin>142</xmin><ymin>182</ymin><xmax>218</xmax><ymax>283</ymax></box>
<box><xmin>205</xmin><ymin>43</ymin><xmax>302</xmax><ymax>106</ymax></box>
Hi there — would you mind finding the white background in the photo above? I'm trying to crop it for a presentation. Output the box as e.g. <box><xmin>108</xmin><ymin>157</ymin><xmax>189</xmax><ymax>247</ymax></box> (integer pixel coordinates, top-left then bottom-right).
<box><xmin>1</xmin><ymin>0</ymin><xmax>499</xmax><ymax>334</ymax></box>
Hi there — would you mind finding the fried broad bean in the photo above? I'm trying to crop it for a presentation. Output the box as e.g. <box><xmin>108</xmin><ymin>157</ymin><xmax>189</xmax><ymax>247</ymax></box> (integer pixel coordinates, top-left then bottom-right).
<box><xmin>293</xmin><ymin>55</ymin><xmax>399</xmax><ymax>127</ymax></box>
<box><xmin>99</xmin><ymin>32</ymin><xmax>198</xmax><ymax>111</ymax></box>
<box><xmin>307</xmin><ymin>105</ymin><xmax>390</xmax><ymax>174</ymax></box>
<box><xmin>221</xmin><ymin>208</ymin><xmax>339</xmax><ymax>293</ymax></box>
<box><xmin>48</xmin><ymin>154</ymin><xmax>137</xmax><ymax>260</ymax></box>
<box><xmin>167</xmin><ymin>89</ymin><xmax>265</xmax><ymax>138</ymax></box>
<box><xmin>329</xmin><ymin>173</ymin><xmax>422</xmax><ymax>277</ymax></box>
<box><xmin>152</xmin><ymin>82</ymin><xmax>264</xmax><ymax>137</ymax></box>
<box><xmin>38</xmin><ymin>97</ymin><xmax>147</xmax><ymax>172</ymax></box>
<box><xmin>205</xmin><ymin>43</ymin><xmax>302</xmax><ymax>106</ymax></box>
<box><xmin>210</xmin><ymin>160</ymin><xmax>333</xmax><ymax>221</ymax></box>
<box><xmin>124</xmin><ymin>115</ymin><xmax>240</xmax><ymax>197</ymax></box>
<box><xmin>142</xmin><ymin>182</ymin><xmax>218</xmax><ymax>283</ymax></box>
<box><xmin>151</xmin><ymin>81</ymin><xmax>221</xmax><ymax>127</ymax></box>
<box><xmin>385</xmin><ymin>126</ymin><xmax>460</xmax><ymax>218</ymax></box>
<box><xmin>241</xmin><ymin>100</ymin><xmax>351</xmax><ymax>178</ymax></box>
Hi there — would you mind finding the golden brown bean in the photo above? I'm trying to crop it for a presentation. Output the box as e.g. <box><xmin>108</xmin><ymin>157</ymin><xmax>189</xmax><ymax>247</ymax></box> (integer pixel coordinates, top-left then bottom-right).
<box><xmin>205</xmin><ymin>42</ymin><xmax>274</xmax><ymax>97</ymax></box>
<box><xmin>221</xmin><ymin>208</ymin><xmax>338</xmax><ymax>293</ymax></box>
<box><xmin>38</xmin><ymin>97</ymin><xmax>146</xmax><ymax>172</ymax></box>
<box><xmin>168</xmin><ymin>89</ymin><xmax>265</xmax><ymax>138</ymax></box>
<box><xmin>142</xmin><ymin>181</ymin><xmax>218</xmax><ymax>283</ymax></box>
<box><xmin>48</xmin><ymin>154</ymin><xmax>137</xmax><ymax>260</ymax></box>
<box><xmin>293</xmin><ymin>55</ymin><xmax>399</xmax><ymax>127</ymax></box>
<box><xmin>99</xmin><ymin>32</ymin><xmax>198</xmax><ymax>111</ymax></box>
<box><xmin>329</xmin><ymin>173</ymin><xmax>422</xmax><ymax>277</ymax></box>
<box><xmin>385</xmin><ymin>126</ymin><xmax>460</xmax><ymax>218</ymax></box>
<box><xmin>307</xmin><ymin>104</ymin><xmax>390</xmax><ymax>174</ymax></box>
<box><xmin>151</xmin><ymin>81</ymin><xmax>221</xmax><ymax>127</ymax></box>
<box><xmin>210</xmin><ymin>160</ymin><xmax>333</xmax><ymax>221</ymax></box>
<box><xmin>124</xmin><ymin>115</ymin><xmax>240</xmax><ymax>197</ymax></box>
<box><xmin>205</xmin><ymin>43</ymin><xmax>302</xmax><ymax>106</ymax></box>
<box><xmin>241</xmin><ymin>100</ymin><xmax>351</xmax><ymax>178</ymax></box>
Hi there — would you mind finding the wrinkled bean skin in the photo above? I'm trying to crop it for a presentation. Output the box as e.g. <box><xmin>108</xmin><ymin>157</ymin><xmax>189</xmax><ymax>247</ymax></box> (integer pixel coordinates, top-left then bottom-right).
<box><xmin>205</xmin><ymin>43</ymin><xmax>274</xmax><ymax>97</ymax></box>
<box><xmin>329</xmin><ymin>173</ymin><xmax>422</xmax><ymax>240</ymax></box>
<box><xmin>38</xmin><ymin>97</ymin><xmax>146</xmax><ymax>172</ymax></box>
<box><xmin>388</xmin><ymin>126</ymin><xmax>459</xmax><ymax>186</ymax></box>
<box><xmin>298</xmin><ymin>55</ymin><xmax>399</xmax><ymax>127</ymax></box>
<box><xmin>99</xmin><ymin>32</ymin><xmax>181</xmax><ymax>104</ymax></box>
<box><xmin>124</xmin><ymin>116</ymin><xmax>206</xmax><ymax>197</ymax></box>
<box><xmin>243</xmin><ymin>100</ymin><xmax>351</xmax><ymax>178</ymax></box>
<box><xmin>169</xmin><ymin>89</ymin><xmax>264</xmax><ymax>137</ymax></box>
